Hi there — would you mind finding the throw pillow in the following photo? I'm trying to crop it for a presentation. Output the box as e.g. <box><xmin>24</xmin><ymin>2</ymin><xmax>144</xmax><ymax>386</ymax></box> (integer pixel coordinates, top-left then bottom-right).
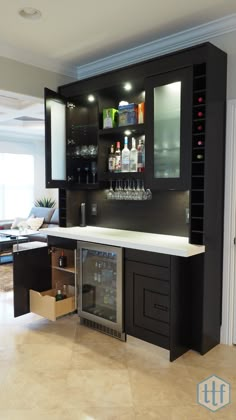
<box><xmin>11</xmin><ymin>217</ymin><xmax>27</xmax><ymax>229</ymax></box>
<box><xmin>26</xmin><ymin>217</ymin><xmax>44</xmax><ymax>231</ymax></box>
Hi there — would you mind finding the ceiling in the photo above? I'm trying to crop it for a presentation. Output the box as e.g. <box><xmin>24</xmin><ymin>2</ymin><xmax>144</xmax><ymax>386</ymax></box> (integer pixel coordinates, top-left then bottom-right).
<box><xmin>0</xmin><ymin>90</ymin><xmax>44</xmax><ymax>140</ymax></box>
<box><xmin>0</xmin><ymin>0</ymin><xmax>236</xmax><ymax>137</ymax></box>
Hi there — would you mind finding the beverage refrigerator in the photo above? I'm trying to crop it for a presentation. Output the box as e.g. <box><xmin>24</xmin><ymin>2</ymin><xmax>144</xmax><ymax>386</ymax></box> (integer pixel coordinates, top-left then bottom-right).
<box><xmin>77</xmin><ymin>241</ymin><xmax>125</xmax><ymax>340</ymax></box>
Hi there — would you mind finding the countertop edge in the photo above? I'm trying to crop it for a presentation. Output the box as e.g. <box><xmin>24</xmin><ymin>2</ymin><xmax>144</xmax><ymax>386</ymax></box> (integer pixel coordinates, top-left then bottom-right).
<box><xmin>42</xmin><ymin>227</ymin><xmax>205</xmax><ymax>258</ymax></box>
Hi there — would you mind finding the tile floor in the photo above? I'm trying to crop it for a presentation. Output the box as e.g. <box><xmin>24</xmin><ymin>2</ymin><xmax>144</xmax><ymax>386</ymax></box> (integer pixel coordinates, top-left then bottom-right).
<box><xmin>0</xmin><ymin>290</ymin><xmax>235</xmax><ymax>419</ymax></box>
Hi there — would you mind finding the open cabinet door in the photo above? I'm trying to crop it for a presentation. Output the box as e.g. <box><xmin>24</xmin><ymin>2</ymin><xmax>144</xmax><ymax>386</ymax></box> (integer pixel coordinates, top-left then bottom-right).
<box><xmin>13</xmin><ymin>246</ymin><xmax>51</xmax><ymax>317</ymax></box>
<box><xmin>45</xmin><ymin>88</ymin><xmax>68</xmax><ymax>189</ymax></box>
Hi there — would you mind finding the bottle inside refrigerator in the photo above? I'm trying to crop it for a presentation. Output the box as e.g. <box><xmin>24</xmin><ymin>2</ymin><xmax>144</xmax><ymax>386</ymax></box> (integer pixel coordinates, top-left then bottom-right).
<box><xmin>77</xmin><ymin>242</ymin><xmax>125</xmax><ymax>340</ymax></box>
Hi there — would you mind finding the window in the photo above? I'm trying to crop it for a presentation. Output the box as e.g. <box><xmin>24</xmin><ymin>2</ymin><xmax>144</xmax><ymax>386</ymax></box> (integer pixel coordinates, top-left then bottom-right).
<box><xmin>0</xmin><ymin>153</ymin><xmax>34</xmax><ymax>219</ymax></box>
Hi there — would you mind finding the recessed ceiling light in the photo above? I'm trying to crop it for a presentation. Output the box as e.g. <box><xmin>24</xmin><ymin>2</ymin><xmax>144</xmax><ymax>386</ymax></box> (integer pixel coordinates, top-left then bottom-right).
<box><xmin>88</xmin><ymin>95</ymin><xmax>95</xmax><ymax>102</ymax></box>
<box><xmin>18</xmin><ymin>7</ymin><xmax>42</xmax><ymax>20</ymax></box>
<box><xmin>124</xmin><ymin>83</ymin><xmax>132</xmax><ymax>91</ymax></box>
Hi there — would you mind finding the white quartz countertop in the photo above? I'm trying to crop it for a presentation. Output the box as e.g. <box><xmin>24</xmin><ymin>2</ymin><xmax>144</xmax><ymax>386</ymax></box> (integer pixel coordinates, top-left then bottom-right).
<box><xmin>41</xmin><ymin>226</ymin><xmax>205</xmax><ymax>257</ymax></box>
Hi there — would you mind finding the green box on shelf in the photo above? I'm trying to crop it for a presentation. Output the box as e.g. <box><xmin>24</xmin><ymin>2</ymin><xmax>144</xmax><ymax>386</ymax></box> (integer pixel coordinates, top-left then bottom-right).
<box><xmin>118</xmin><ymin>103</ymin><xmax>138</xmax><ymax>126</ymax></box>
<box><xmin>103</xmin><ymin>108</ymin><xmax>118</xmax><ymax>129</ymax></box>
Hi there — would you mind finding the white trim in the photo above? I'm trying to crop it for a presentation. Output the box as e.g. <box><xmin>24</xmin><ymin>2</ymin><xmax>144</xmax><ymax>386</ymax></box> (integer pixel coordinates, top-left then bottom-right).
<box><xmin>221</xmin><ymin>100</ymin><xmax>236</xmax><ymax>345</ymax></box>
<box><xmin>76</xmin><ymin>14</ymin><xmax>236</xmax><ymax>79</ymax></box>
<box><xmin>0</xmin><ymin>14</ymin><xmax>236</xmax><ymax>78</ymax></box>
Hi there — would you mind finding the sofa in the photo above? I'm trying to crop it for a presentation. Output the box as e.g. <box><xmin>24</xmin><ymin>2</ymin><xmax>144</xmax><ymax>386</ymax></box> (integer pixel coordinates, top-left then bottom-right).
<box><xmin>0</xmin><ymin>207</ymin><xmax>59</xmax><ymax>242</ymax></box>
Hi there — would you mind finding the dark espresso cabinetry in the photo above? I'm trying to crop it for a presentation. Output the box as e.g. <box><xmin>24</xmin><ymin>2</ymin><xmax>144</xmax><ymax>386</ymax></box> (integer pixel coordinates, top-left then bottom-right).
<box><xmin>124</xmin><ymin>248</ymin><xmax>191</xmax><ymax>361</ymax></box>
<box><xmin>13</xmin><ymin>237</ymin><xmax>77</xmax><ymax>320</ymax></box>
<box><xmin>44</xmin><ymin>42</ymin><xmax>226</xmax><ymax>357</ymax></box>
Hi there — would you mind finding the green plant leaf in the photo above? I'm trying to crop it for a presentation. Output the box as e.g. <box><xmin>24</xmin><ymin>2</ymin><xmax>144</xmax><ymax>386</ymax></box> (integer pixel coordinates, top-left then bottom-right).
<box><xmin>34</xmin><ymin>197</ymin><xmax>56</xmax><ymax>208</ymax></box>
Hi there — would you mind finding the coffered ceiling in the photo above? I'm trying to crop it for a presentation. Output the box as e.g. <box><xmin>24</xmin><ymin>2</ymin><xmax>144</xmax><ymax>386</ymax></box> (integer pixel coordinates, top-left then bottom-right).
<box><xmin>0</xmin><ymin>90</ymin><xmax>44</xmax><ymax>140</ymax></box>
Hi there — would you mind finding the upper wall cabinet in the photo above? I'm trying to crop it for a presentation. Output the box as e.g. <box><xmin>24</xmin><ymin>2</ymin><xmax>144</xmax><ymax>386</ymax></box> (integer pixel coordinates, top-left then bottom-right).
<box><xmin>145</xmin><ymin>67</ymin><xmax>192</xmax><ymax>190</ymax></box>
<box><xmin>45</xmin><ymin>88</ymin><xmax>99</xmax><ymax>189</ymax></box>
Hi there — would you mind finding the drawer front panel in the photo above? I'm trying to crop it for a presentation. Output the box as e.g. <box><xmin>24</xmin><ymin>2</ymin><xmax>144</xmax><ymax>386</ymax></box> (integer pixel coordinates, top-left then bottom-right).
<box><xmin>134</xmin><ymin>274</ymin><xmax>170</xmax><ymax>336</ymax></box>
<box><xmin>48</xmin><ymin>236</ymin><xmax>77</xmax><ymax>250</ymax></box>
<box><xmin>144</xmin><ymin>290</ymin><xmax>169</xmax><ymax>323</ymax></box>
<box><xmin>125</xmin><ymin>248</ymin><xmax>170</xmax><ymax>268</ymax></box>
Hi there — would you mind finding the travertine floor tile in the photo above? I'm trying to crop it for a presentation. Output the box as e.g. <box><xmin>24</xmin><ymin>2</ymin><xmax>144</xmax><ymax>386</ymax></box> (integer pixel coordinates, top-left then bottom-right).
<box><xmin>71</xmin><ymin>341</ymin><xmax>127</xmax><ymax>370</ymax></box>
<box><xmin>66</xmin><ymin>369</ymin><xmax>133</xmax><ymax>407</ymax></box>
<box><xmin>0</xmin><ymin>289</ymin><xmax>236</xmax><ymax>417</ymax></box>
<box><xmin>0</xmin><ymin>407</ymin><xmax>136</xmax><ymax>420</ymax></box>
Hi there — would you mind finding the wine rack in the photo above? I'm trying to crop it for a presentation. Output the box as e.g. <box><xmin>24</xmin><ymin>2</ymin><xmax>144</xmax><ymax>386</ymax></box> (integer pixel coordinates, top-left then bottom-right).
<box><xmin>59</xmin><ymin>188</ymin><xmax>67</xmax><ymax>227</ymax></box>
<box><xmin>190</xmin><ymin>63</ymin><xmax>206</xmax><ymax>245</ymax></box>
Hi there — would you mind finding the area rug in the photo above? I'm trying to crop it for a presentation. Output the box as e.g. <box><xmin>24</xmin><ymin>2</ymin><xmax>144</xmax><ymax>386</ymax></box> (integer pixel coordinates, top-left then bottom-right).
<box><xmin>0</xmin><ymin>263</ymin><xmax>13</xmax><ymax>291</ymax></box>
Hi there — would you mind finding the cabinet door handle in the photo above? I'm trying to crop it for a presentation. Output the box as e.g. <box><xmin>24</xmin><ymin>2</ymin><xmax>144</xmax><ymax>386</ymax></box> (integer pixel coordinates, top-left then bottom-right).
<box><xmin>153</xmin><ymin>303</ymin><xmax>168</xmax><ymax>312</ymax></box>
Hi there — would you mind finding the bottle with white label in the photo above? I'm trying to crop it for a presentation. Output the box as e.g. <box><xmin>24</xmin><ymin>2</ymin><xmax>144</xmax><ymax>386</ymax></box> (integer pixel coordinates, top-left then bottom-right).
<box><xmin>108</xmin><ymin>144</ymin><xmax>116</xmax><ymax>172</ymax></box>
<box><xmin>129</xmin><ymin>137</ymin><xmax>138</xmax><ymax>172</ymax></box>
<box><xmin>121</xmin><ymin>137</ymin><xmax>130</xmax><ymax>172</ymax></box>
<box><xmin>137</xmin><ymin>138</ymin><xmax>145</xmax><ymax>172</ymax></box>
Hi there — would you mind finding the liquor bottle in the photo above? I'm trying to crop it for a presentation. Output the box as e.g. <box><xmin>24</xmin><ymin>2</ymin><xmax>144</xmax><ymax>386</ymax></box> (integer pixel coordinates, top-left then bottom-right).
<box><xmin>108</xmin><ymin>144</ymin><xmax>116</xmax><ymax>172</ymax></box>
<box><xmin>62</xmin><ymin>284</ymin><xmax>68</xmax><ymax>299</ymax></box>
<box><xmin>55</xmin><ymin>290</ymin><xmax>64</xmax><ymax>301</ymax></box>
<box><xmin>58</xmin><ymin>250</ymin><xmax>67</xmax><ymax>268</ymax></box>
<box><xmin>137</xmin><ymin>139</ymin><xmax>145</xmax><ymax>172</ymax></box>
<box><xmin>129</xmin><ymin>137</ymin><xmax>138</xmax><ymax>172</ymax></box>
<box><xmin>114</xmin><ymin>141</ymin><xmax>121</xmax><ymax>172</ymax></box>
<box><xmin>121</xmin><ymin>137</ymin><xmax>130</xmax><ymax>172</ymax></box>
<box><xmin>94</xmin><ymin>261</ymin><xmax>98</xmax><ymax>282</ymax></box>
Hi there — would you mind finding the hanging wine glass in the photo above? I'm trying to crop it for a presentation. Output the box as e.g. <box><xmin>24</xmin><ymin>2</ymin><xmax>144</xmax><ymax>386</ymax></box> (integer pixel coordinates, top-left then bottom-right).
<box><xmin>77</xmin><ymin>167</ymin><xmax>81</xmax><ymax>183</ymax></box>
<box><xmin>84</xmin><ymin>166</ymin><xmax>89</xmax><ymax>184</ymax></box>
<box><xmin>107</xmin><ymin>179</ymin><xmax>114</xmax><ymax>200</ymax></box>
<box><xmin>91</xmin><ymin>161</ymin><xmax>97</xmax><ymax>184</ymax></box>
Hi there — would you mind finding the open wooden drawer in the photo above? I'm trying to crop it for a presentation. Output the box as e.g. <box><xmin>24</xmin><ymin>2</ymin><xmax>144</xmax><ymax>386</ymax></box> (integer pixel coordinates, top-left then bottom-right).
<box><xmin>30</xmin><ymin>286</ymin><xmax>76</xmax><ymax>321</ymax></box>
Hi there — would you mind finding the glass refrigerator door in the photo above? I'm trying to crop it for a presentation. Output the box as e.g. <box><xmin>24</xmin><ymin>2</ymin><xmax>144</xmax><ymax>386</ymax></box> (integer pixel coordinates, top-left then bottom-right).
<box><xmin>79</xmin><ymin>242</ymin><xmax>123</xmax><ymax>331</ymax></box>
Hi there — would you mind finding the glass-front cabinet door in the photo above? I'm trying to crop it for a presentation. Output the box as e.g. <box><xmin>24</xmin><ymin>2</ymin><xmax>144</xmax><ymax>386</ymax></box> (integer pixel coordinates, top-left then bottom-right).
<box><xmin>78</xmin><ymin>242</ymin><xmax>124</xmax><ymax>337</ymax></box>
<box><xmin>45</xmin><ymin>88</ymin><xmax>67</xmax><ymax>188</ymax></box>
<box><xmin>45</xmin><ymin>88</ymin><xmax>99</xmax><ymax>189</ymax></box>
<box><xmin>145</xmin><ymin>68</ymin><xmax>192</xmax><ymax>190</ymax></box>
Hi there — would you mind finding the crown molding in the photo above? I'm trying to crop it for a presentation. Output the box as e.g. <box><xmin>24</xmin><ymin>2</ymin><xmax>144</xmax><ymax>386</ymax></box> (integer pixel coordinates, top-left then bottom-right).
<box><xmin>76</xmin><ymin>14</ymin><xmax>236</xmax><ymax>80</ymax></box>
<box><xmin>0</xmin><ymin>14</ymin><xmax>236</xmax><ymax>80</ymax></box>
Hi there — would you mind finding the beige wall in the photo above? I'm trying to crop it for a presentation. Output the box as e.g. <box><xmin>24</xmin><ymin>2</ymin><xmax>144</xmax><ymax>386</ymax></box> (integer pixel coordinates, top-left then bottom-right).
<box><xmin>0</xmin><ymin>56</ymin><xmax>75</xmax><ymax>99</ymax></box>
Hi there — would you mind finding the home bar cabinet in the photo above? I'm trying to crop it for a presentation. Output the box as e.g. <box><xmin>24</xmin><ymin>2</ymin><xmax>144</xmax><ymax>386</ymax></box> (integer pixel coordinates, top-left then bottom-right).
<box><xmin>44</xmin><ymin>42</ymin><xmax>227</xmax><ymax>357</ymax></box>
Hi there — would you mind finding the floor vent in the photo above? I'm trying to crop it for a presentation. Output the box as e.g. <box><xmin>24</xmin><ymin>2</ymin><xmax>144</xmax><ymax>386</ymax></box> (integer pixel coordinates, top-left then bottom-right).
<box><xmin>81</xmin><ymin>318</ymin><xmax>126</xmax><ymax>341</ymax></box>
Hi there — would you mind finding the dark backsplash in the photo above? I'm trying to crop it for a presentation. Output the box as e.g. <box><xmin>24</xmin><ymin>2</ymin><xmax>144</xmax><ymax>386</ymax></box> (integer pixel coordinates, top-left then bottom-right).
<box><xmin>66</xmin><ymin>189</ymin><xmax>190</xmax><ymax>237</ymax></box>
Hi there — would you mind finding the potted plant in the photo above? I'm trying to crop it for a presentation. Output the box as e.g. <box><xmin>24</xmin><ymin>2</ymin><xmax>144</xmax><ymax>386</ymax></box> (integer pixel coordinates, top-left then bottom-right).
<box><xmin>34</xmin><ymin>197</ymin><xmax>56</xmax><ymax>208</ymax></box>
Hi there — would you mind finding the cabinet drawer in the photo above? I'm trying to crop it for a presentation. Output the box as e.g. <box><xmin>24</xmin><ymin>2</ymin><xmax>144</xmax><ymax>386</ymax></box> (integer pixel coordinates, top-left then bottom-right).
<box><xmin>48</xmin><ymin>236</ymin><xmax>77</xmax><ymax>250</ymax></box>
<box><xmin>125</xmin><ymin>248</ymin><xmax>170</xmax><ymax>267</ymax></box>
<box><xmin>30</xmin><ymin>286</ymin><xmax>75</xmax><ymax>321</ymax></box>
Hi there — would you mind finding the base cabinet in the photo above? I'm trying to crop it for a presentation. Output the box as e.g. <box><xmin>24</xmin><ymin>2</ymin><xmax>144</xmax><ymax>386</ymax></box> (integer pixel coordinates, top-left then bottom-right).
<box><xmin>125</xmin><ymin>249</ymin><xmax>191</xmax><ymax>361</ymax></box>
<box><xmin>13</xmin><ymin>237</ymin><xmax>77</xmax><ymax>321</ymax></box>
